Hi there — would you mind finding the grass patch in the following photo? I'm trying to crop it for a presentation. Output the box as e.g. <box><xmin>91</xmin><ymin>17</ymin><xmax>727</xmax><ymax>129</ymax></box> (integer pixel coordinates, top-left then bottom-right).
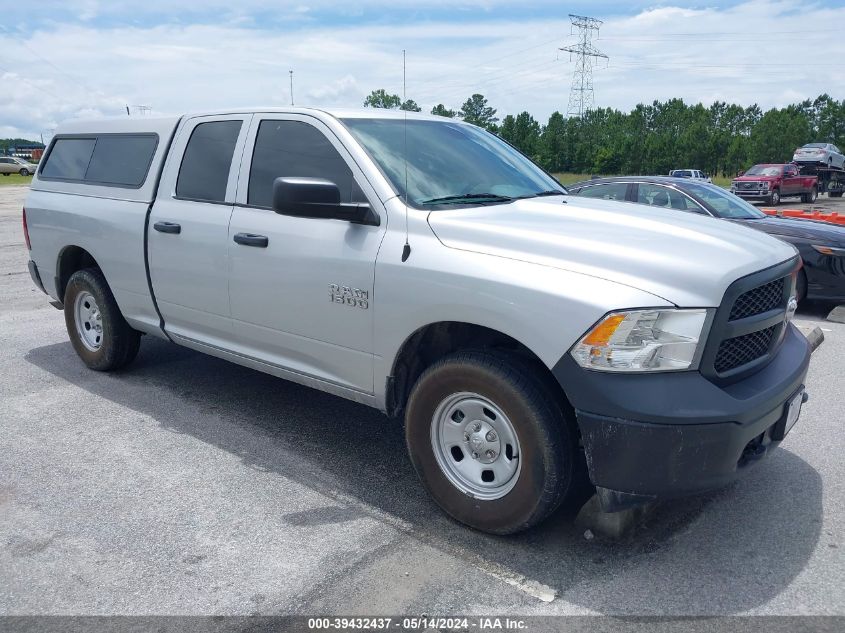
<box><xmin>553</xmin><ymin>173</ymin><xmax>595</xmax><ymax>186</ymax></box>
<box><xmin>554</xmin><ymin>172</ymin><xmax>733</xmax><ymax>189</ymax></box>
<box><xmin>0</xmin><ymin>174</ymin><xmax>33</xmax><ymax>186</ymax></box>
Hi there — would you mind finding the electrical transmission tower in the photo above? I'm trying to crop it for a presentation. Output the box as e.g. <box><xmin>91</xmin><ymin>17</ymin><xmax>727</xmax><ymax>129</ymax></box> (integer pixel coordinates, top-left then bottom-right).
<box><xmin>560</xmin><ymin>14</ymin><xmax>608</xmax><ymax>118</ymax></box>
<box><xmin>125</xmin><ymin>105</ymin><xmax>152</xmax><ymax>116</ymax></box>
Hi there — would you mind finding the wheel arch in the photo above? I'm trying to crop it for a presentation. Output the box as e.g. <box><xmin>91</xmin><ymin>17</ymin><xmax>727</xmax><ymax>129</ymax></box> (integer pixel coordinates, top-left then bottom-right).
<box><xmin>385</xmin><ymin>320</ymin><xmax>573</xmax><ymax>420</ymax></box>
<box><xmin>56</xmin><ymin>245</ymin><xmax>102</xmax><ymax>304</ymax></box>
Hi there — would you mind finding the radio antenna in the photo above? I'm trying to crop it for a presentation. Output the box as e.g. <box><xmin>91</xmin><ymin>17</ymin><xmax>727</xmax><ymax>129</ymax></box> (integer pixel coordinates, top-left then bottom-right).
<box><xmin>401</xmin><ymin>48</ymin><xmax>412</xmax><ymax>262</ymax></box>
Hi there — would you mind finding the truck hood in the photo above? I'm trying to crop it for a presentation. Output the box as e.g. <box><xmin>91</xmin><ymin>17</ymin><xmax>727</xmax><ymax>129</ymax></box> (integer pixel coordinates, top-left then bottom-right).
<box><xmin>427</xmin><ymin>196</ymin><xmax>798</xmax><ymax>307</ymax></box>
<box><xmin>734</xmin><ymin>175</ymin><xmax>778</xmax><ymax>182</ymax></box>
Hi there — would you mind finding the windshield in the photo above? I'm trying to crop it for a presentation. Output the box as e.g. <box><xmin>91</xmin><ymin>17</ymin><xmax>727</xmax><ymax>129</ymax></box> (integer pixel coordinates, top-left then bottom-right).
<box><xmin>684</xmin><ymin>182</ymin><xmax>766</xmax><ymax>219</ymax></box>
<box><xmin>744</xmin><ymin>165</ymin><xmax>782</xmax><ymax>177</ymax></box>
<box><xmin>340</xmin><ymin>118</ymin><xmax>565</xmax><ymax>207</ymax></box>
<box><xmin>804</xmin><ymin>143</ymin><xmax>826</xmax><ymax>148</ymax></box>
<box><xmin>671</xmin><ymin>170</ymin><xmax>692</xmax><ymax>177</ymax></box>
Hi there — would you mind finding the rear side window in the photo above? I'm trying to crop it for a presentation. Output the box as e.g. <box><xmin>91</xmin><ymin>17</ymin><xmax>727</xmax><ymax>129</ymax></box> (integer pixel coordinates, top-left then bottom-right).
<box><xmin>176</xmin><ymin>120</ymin><xmax>243</xmax><ymax>203</ymax></box>
<box><xmin>86</xmin><ymin>136</ymin><xmax>158</xmax><ymax>186</ymax></box>
<box><xmin>41</xmin><ymin>135</ymin><xmax>158</xmax><ymax>187</ymax></box>
<box><xmin>248</xmin><ymin>120</ymin><xmax>364</xmax><ymax>208</ymax></box>
<box><xmin>578</xmin><ymin>182</ymin><xmax>628</xmax><ymax>201</ymax></box>
<box><xmin>41</xmin><ymin>138</ymin><xmax>97</xmax><ymax>181</ymax></box>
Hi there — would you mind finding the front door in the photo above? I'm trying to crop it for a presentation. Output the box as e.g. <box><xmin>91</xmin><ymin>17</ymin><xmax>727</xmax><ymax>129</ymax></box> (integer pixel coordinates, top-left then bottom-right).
<box><xmin>227</xmin><ymin>115</ymin><xmax>386</xmax><ymax>394</ymax></box>
<box><xmin>782</xmin><ymin>165</ymin><xmax>800</xmax><ymax>196</ymax></box>
<box><xmin>148</xmin><ymin>114</ymin><xmax>251</xmax><ymax>347</ymax></box>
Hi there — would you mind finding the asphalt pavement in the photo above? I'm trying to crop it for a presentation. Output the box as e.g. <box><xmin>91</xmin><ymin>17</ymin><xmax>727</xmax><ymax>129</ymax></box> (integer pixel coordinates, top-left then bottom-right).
<box><xmin>1</xmin><ymin>185</ymin><xmax>843</xmax><ymax>616</ymax></box>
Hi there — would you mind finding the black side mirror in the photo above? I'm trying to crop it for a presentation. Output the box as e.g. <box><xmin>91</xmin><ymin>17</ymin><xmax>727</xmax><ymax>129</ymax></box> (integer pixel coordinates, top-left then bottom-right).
<box><xmin>272</xmin><ymin>177</ymin><xmax>379</xmax><ymax>226</ymax></box>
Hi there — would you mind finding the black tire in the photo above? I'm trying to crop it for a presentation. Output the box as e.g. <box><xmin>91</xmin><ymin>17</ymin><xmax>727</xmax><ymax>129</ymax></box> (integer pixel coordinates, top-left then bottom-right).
<box><xmin>796</xmin><ymin>269</ymin><xmax>808</xmax><ymax>303</ymax></box>
<box><xmin>802</xmin><ymin>187</ymin><xmax>817</xmax><ymax>204</ymax></box>
<box><xmin>64</xmin><ymin>268</ymin><xmax>141</xmax><ymax>371</ymax></box>
<box><xmin>2</xmin><ymin>172</ymin><xmax>9</xmax><ymax>176</ymax></box>
<box><xmin>831</xmin><ymin>191</ymin><xmax>843</xmax><ymax>198</ymax></box>
<box><xmin>768</xmin><ymin>189</ymin><xmax>780</xmax><ymax>206</ymax></box>
<box><xmin>19</xmin><ymin>168</ymin><xmax>29</xmax><ymax>176</ymax></box>
<box><xmin>405</xmin><ymin>351</ymin><xmax>583</xmax><ymax>534</ymax></box>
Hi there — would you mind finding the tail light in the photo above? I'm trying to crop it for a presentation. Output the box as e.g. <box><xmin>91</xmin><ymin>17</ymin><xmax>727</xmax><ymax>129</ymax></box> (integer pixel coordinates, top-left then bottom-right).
<box><xmin>22</xmin><ymin>207</ymin><xmax>31</xmax><ymax>250</ymax></box>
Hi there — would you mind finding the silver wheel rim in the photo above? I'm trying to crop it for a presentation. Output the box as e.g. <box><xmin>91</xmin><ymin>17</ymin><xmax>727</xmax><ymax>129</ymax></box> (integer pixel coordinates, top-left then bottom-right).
<box><xmin>430</xmin><ymin>392</ymin><xmax>521</xmax><ymax>500</ymax></box>
<box><xmin>74</xmin><ymin>291</ymin><xmax>103</xmax><ymax>351</ymax></box>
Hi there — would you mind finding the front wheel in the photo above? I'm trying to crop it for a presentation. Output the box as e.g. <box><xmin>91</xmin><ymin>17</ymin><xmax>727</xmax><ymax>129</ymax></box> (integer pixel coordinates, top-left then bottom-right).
<box><xmin>405</xmin><ymin>351</ymin><xmax>583</xmax><ymax>534</ymax></box>
<box><xmin>768</xmin><ymin>189</ymin><xmax>781</xmax><ymax>206</ymax></box>
<box><xmin>19</xmin><ymin>168</ymin><xmax>30</xmax><ymax>176</ymax></box>
<box><xmin>796</xmin><ymin>269</ymin><xmax>808</xmax><ymax>303</ymax></box>
<box><xmin>64</xmin><ymin>268</ymin><xmax>141</xmax><ymax>371</ymax></box>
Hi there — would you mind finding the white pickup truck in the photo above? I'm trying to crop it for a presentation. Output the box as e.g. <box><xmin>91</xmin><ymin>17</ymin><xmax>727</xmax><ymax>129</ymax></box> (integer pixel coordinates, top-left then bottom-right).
<box><xmin>23</xmin><ymin>108</ymin><xmax>811</xmax><ymax>533</ymax></box>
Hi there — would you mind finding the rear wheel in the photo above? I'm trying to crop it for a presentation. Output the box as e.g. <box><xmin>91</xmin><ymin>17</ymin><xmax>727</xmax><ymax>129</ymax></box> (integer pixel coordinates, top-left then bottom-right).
<box><xmin>405</xmin><ymin>351</ymin><xmax>584</xmax><ymax>534</ymax></box>
<box><xmin>64</xmin><ymin>268</ymin><xmax>141</xmax><ymax>371</ymax></box>
<box><xmin>802</xmin><ymin>187</ymin><xmax>818</xmax><ymax>204</ymax></box>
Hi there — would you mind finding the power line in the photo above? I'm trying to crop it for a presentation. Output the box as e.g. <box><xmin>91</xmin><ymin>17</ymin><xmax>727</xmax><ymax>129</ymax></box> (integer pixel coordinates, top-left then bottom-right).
<box><xmin>604</xmin><ymin>27</ymin><xmax>843</xmax><ymax>38</ymax></box>
<box><xmin>560</xmin><ymin>14</ymin><xmax>608</xmax><ymax>118</ymax></box>
<box><xmin>0</xmin><ymin>24</ymin><xmax>105</xmax><ymax>102</ymax></box>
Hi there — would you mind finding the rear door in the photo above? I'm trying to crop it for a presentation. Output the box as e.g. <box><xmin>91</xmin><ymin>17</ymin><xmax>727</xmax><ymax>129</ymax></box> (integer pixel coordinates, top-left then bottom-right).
<box><xmin>226</xmin><ymin>114</ymin><xmax>386</xmax><ymax>394</ymax></box>
<box><xmin>148</xmin><ymin>114</ymin><xmax>251</xmax><ymax>347</ymax></box>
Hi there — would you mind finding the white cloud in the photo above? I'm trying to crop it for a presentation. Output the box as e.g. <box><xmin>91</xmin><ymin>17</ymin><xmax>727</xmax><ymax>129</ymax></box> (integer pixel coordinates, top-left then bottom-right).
<box><xmin>1</xmin><ymin>0</ymin><xmax>844</xmax><ymax>139</ymax></box>
<box><xmin>306</xmin><ymin>75</ymin><xmax>361</xmax><ymax>103</ymax></box>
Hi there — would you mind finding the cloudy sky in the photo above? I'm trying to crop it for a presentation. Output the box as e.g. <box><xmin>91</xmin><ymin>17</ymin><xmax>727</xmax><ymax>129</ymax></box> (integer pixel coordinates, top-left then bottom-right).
<box><xmin>2</xmin><ymin>0</ymin><xmax>844</xmax><ymax>140</ymax></box>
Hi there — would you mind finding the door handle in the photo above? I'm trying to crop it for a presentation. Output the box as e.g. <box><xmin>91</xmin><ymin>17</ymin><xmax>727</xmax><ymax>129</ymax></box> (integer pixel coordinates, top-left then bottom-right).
<box><xmin>154</xmin><ymin>221</ymin><xmax>181</xmax><ymax>234</ymax></box>
<box><xmin>233</xmin><ymin>233</ymin><xmax>269</xmax><ymax>248</ymax></box>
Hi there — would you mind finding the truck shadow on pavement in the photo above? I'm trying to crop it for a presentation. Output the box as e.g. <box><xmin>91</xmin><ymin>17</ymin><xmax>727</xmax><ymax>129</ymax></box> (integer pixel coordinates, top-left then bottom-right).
<box><xmin>26</xmin><ymin>337</ymin><xmax>824</xmax><ymax>615</ymax></box>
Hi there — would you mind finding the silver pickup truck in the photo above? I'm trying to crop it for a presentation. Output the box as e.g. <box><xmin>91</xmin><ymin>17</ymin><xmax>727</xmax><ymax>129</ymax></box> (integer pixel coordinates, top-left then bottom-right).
<box><xmin>23</xmin><ymin>108</ymin><xmax>811</xmax><ymax>534</ymax></box>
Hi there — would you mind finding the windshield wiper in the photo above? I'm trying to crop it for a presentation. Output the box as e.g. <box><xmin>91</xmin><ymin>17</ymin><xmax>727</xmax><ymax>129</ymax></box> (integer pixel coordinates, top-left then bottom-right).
<box><xmin>420</xmin><ymin>193</ymin><xmax>514</xmax><ymax>205</ymax></box>
<box><xmin>518</xmin><ymin>189</ymin><xmax>567</xmax><ymax>199</ymax></box>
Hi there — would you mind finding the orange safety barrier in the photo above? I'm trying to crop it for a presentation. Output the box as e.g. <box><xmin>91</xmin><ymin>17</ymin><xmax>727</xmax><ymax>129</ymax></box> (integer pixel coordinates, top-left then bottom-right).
<box><xmin>760</xmin><ymin>208</ymin><xmax>845</xmax><ymax>226</ymax></box>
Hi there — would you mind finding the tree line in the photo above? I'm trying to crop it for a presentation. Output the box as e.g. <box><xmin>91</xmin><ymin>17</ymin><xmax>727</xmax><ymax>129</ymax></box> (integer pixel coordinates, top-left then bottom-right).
<box><xmin>0</xmin><ymin>138</ymin><xmax>45</xmax><ymax>153</ymax></box>
<box><xmin>363</xmin><ymin>90</ymin><xmax>845</xmax><ymax>176</ymax></box>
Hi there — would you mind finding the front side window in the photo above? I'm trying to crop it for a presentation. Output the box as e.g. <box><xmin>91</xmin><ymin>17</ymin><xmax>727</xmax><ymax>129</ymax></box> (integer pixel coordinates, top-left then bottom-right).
<box><xmin>176</xmin><ymin>120</ymin><xmax>242</xmax><ymax>203</ymax></box>
<box><xmin>635</xmin><ymin>183</ymin><xmax>707</xmax><ymax>214</ymax></box>
<box><xmin>578</xmin><ymin>183</ymin><xmax>627</xmax><ymax>201</ymax></box>
<box><xmin>248</xmin><ymin>120</ymin><xmax>364</xmax><ymax>208</ymax></box>
<box><xmin>684</xmin><ymin>182</ymin><xmax>765</xmax><ymax>219</ymax></box>
<box><xmin>341</xmin><ymin>118</ymin><xmax>564</xmax><ymax>208</ymax></box>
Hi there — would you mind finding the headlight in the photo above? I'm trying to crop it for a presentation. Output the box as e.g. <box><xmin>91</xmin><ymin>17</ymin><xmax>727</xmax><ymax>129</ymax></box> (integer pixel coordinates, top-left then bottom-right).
<box><xmin>571</xmin><ymin>309</ymin><xmax>709</xmax><ymax>372</ymax></box>
<box><xmin>811</xmin><ymin>245</ymin><xmax>845</xmax><ymax>256</ymax></box>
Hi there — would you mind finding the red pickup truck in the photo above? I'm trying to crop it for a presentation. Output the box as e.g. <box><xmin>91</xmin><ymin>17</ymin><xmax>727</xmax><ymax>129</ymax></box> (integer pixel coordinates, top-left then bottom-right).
<box><xmin>731</xmin><ymin>164</ymin><xmax>818</xmax><ymax>205</ymax></box>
